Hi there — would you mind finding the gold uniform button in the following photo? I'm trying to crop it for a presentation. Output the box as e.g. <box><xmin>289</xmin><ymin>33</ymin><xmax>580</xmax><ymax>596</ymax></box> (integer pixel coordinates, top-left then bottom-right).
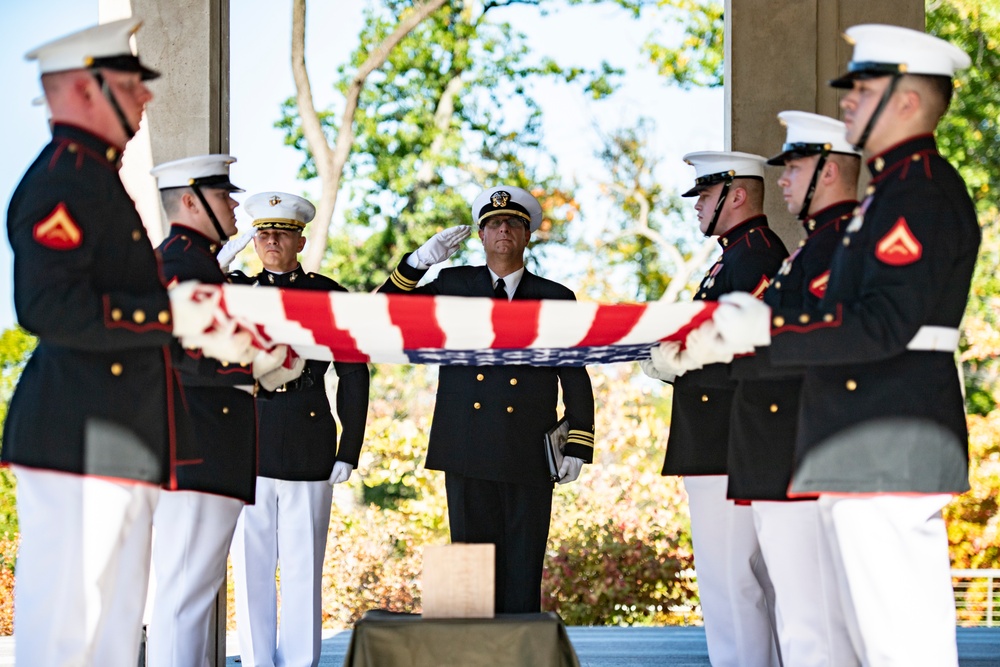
<box><xmin>865</xmin><ymin>185</ymin><xmax>875</xmax><ymax>196</ymax></box>
<box><xmin>846</xmin><ymin>379</ymin><xmax>858</xmax><ymax>391</ymax></box>
<box><xmin>843</xmin><ymin>237</ymin><xmax>851</xmax><ymax>247</ymax></box>
<box><xmin>133</xmin><ymin>309</ymin><xmax>146</xmax><ymax>324</ymax></box>
<box><xmin>474</xmin><ymin>402</ymin><xmax>481</xmax><ymax>410</ymax></box>
<box><xmin>769</xmin><ymin>404</ymin><xmax>779</xmax><ymax>413</ymax></box>
<box><xmin>111</xmin><ymin>308</ymin><xmax>123</xmax><ymax>321</ymax></box>
<box><xmin>476</xmin><ymin>374</ymin><xmax>484</xmax><ymax>381</ymax></box>
<box><xmin>699</xmin><ymin>292</ymin><xmax>707</xmax><ymax>299</ymax></box>
<box><xmin>67</xmin><ymin>143</ymin><xmax>78</xmax><ymax>153</ymax></box>
<box><xmin>509</xmin><ymin>378</ymin><xmax>517</xmax><ymax>386</ymax></box>
<box><xmin>799</xmin><ymin>314</ymin><xmax>810</xmax><ymax>324</ymax></box>
<box><xmin>701</xmin><ymin>395</ymin><xmax>709</xmax><ymax>403</ymax></box>
<box><xmin>506</xmin><ymin>406</ymin><xmax>514</xmax><ymax>413</ymax></box>
<box><xmin>131</xmin><ymin>229</ymin><xmax>142</xmax><ymax>242</ymax></box>
<box><xmin>310</xmin><ymin>411</ymin><xmax>316</xmax><ymax>417</ymax></box>
<box><xmin>110</xmin><ymin>363</ymin><xmax>123</xmax><ymax>376</ymax></box>
<box><xmin>240</xmin><ymin>362</ymin><xmax>249</xmax><ymax>368</ymax></box>
<box><xmin>222</xmin><ymin>406</ymin><xmax>230</xmax><ymax>415</ymax></box>
<box><xmin>221</xmin><ymin>361</ymin><xmax>230</xmax><ymax>367</ymax></box>
<box><xmin>106</xmin><ymin>147</ymin><xmax>117</xmax><ymax>162</ymax></box>
<box><xmin>158</xmin><ymin>310</ymin><xmax>170</xmax><ymax>325</ymax></box>
<box><xmin>774</xmin><ymin>281</ymin><xmax>782</xmax><ymax>289</ymax></box>
<box><xmin>773</xmin><ymin>316</ymin><xmax>785</xmax><ymax>327</ymax></box>
<box><xmin>912</xmin><ymin>153</ymin><xmax>921</xmax><ymax>162</ymax></box>
<box><xmin>823</xmin><ymin>314</ymin><xmax>834</xmax><ymax>323</ymax></box>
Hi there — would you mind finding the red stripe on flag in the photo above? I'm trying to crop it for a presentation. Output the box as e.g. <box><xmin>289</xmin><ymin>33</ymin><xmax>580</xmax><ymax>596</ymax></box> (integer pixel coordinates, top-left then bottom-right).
<box><xmin>280</xmin><ymin>289</ymin><xmax>369</xmax><ymax>362</ymax></box>
<box><xmin>577</xmin><ymin>303</ymin><xmax>646</xmax><ymax>347</ymax></box>
<box><xmin>673</xmin><ymin>302</ymin><xmax>718</xmax><ymax>346</ymax></box>
<box><xmin>491</xmin><ymin>300</ymin><xmax>541</xmax><ymax>348</ymax></box>
<box><xmin>388</xmin><ymin>294</ymin><xmax>446</xmax><ymax>349</ymax></box>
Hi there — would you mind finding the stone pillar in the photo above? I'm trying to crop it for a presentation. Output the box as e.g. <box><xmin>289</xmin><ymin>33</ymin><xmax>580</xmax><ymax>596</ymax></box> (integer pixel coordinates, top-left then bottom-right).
<box><xmin>100</xmin><ymin>0</ymin><xmax>229</xmax><ymax>243</ymax></box>
<box><xmin>98</xmin><ymin>4</ymin><xmax>230</xmax><ymax>665</ymax></box>
<box><xmin>725</xmin><ymin>0</ymin><xmax>923</xmax><ymax>248</ymax></box>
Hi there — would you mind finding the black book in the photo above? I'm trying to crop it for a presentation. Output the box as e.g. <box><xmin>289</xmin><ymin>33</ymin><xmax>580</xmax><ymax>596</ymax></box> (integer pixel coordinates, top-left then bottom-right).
<box><xmin>544</xmin><ymin>417</ymin><xmax>569</xmax><ymax>482</ymax></box>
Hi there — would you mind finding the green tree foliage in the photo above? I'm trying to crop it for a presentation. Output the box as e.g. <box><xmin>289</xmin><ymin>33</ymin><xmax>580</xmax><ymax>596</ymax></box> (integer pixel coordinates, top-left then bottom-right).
<box><xmin>584</xmin><ymin>118</ymin><xmax>715</xmax><ymax>302</ymax></box>
<box><xmin>277</xmin><ymin>0</ymin><xmax>621</xmax><ymax>291</ymax></box>
<box><xmin>0</xmin><ymin>327</ymin><xmax>36</xmax><ymax>539</ymax></box>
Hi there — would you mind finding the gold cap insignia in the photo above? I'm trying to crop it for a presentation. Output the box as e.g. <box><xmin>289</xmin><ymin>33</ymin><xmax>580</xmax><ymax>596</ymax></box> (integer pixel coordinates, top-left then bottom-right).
<box><xmin>491</xmin><ymin>190</ymin><xmax>511</xmax><ymax>209</ymax></box>
<box><xmin>269</xmin><ymin>195</ymin><xmax>281</xmax><ymax>206</ymax></box>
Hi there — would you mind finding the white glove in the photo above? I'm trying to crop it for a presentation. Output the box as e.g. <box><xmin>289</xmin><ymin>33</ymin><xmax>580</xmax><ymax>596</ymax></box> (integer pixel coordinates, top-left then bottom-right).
<box><xmin>639</xmin><ymin>357</ymin><xmax>676</xmax><ymax>383</ymax></box>
<box><xmin>557</xmin><ymin>456</ymin><xmax>584</xmax><ymax>484</ymax></box>
<box><xmin>252</xmin><ymin>344</ymin><xmax>290</xmax><ymax>379</ymax></box>
<box><xmin>407</xmin><ymin>226</ymin><xmax>471</xmax><ymax>269</ymax></box>
<box><xmin>181</xmin><ymin>324</ymin><xmax>257</xmax><ymax>365</ymax></box>
<box><xmin>257</xmin><ymin>353</ymin><xmax>306</xmax><ymax>392</ymax></box>
<box><xmin>651</xmin><ymin>340</ymin><xmax>702</xmax><ymax>377</ymax></box>
<box><xmin>328</xmin><ymin>461</ymin><xmax>354</xmax><ymax>485</ymax></box>
<box><xmin>169</xmin><ymin>281</ymin><xmax>221</xmax><ymax>337</ymax></box>
<box><xmin>714</xmin><ymin>292</ymin><xmax>773</xmax><ymax>352</ymax></box>
<box><xmin>682</xmin><ymin>320</ymin><xmax>736</xmax><ymax>367</ymax></box>
<box><xmin>217</xmin><ymin>227</ymin><xmax>256</xmax><ymax>270</ymax></box>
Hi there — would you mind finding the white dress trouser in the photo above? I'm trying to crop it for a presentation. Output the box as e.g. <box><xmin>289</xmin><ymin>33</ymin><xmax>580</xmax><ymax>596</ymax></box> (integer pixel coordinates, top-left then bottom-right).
<box><xmin>753</xmin><ymin>500</ymin><xmax>859</xmax><ymax>667</ymax></box>
<box><xmin>147</xmin><ymin>489</ymin><xmax>245</xmax><ymax>667</ymax></box>
<box><xmin>13</xmin><ymin>465</ymin><xmax>159</xmax><ymax>667</ymax></box>
<box><xmin>818</xmin><ymin>494</ymin><xmax>958</xmax><ymax>667</ymax></box>
<box><xmin>684</xmin><ymin>475</ymin><xmax>780</xmax><ymax>667</ymax></box>
<box><xmin>230</xmin><ymin>476</ymin><xmax>333</xmax><ymax>667</ymax></box>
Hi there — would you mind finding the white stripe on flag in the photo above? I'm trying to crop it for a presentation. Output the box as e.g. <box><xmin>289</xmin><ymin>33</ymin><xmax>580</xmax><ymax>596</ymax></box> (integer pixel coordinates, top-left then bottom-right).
<box><xmin>331</xmin><ymin>292</ymin><xmax>409</xmax><ymax>364</ymax></box>
<box><xmin>618</xmin><ymin>300</ymin><xmax>706</xmax><ymax>345</ymax></box>
<box><xmin>534</xmin><ymin>300</ymin><xmax>598</xmax><ymax>348</ymax></box>
<box><xmin>435</xmin><ymin>295</ymin><xmax>497</xmax><ymax>349</ymax></box>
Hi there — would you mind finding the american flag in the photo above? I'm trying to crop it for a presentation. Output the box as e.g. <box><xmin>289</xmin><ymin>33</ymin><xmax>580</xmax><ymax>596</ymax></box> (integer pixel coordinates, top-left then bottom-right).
<box><xmin>220</xmin><ymin>284</ymin><xmax>716</xmax><ymax>367</ymax></box>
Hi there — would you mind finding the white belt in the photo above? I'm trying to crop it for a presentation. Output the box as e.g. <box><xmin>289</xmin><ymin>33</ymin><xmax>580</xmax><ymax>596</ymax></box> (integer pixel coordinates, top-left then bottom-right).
<box><xmin>906</xmin><ymin>326</ymin><xmax>959</xmax><ymax>352</ymax></box>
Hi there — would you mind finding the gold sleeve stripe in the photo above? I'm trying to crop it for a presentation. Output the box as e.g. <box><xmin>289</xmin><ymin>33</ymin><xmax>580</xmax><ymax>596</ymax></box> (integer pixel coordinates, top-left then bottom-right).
<box><xmin>389</xmin><ymin>269</ymin><xmax>417</xmax><ymax>291</ymax></box>
<box><xmin>567</xmin><ymin>430</ymin><xmax>595</xmax><ymax>445</ymax></box>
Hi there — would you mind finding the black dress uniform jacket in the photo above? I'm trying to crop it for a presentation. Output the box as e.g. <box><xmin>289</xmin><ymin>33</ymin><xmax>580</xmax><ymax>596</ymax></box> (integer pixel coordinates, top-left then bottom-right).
<box><xmin>727</xmin><ymin>201</ymin><xmax>856</xmax><ymax>501</ymax></box>
<box><xmin>158</xmin><ymin>225</ymin><xmax>256</xmax><ymax>502</ymax></box>
<box><xmin>228</xmin><ymin>267</ymin><xmax>370</xmax><ymax>480</ymax></box>
<box><xmin>662</xmin><ymin>215</ymin><xmax>788</xmax><ymax>476</ymax></box>
<box><xmin>382</xmin><ymin>255</ymin><xmax>595</xmax><ymax>487</ymax></box>
<box><xmin>3</xmin><ymin>124</ymin><xmax>193</xmax><ymax>486</ymax></box>
<box><xmin>768</xmin><ymin>135</ymin><xmax>980</xmax><ymax>494</ymax></box>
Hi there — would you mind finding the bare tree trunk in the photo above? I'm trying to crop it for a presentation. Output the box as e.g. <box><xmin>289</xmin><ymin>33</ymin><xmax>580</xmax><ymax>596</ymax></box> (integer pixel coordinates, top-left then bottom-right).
<box><xmin>291</xmin><ymin>0</ymin><xmax>450</xmax><ymax>272</ymax></box>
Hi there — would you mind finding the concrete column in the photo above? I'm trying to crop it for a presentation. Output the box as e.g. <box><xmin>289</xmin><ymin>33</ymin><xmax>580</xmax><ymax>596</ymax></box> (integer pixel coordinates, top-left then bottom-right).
<box><xmin>98</xmin><ymin>5</ymin><xmax>230</xmax><ymax>665</ymax></box>
<box><xmin>100</xmin><ymin>0</ymin><xmax>229</xmax><ymax>243</ymax></box>
<box><xmin>725</xmin><ymin>0</ymin><xmax>923</xmax><ymax>248</ymax></box>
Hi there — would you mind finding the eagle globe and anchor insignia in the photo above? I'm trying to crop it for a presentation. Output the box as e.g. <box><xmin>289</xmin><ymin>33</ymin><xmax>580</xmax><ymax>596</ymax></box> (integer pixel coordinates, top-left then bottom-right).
<box><xmin>269</xmin><ymin>195</ymin><xmax>282</xmax><ymax>207</ymax></box>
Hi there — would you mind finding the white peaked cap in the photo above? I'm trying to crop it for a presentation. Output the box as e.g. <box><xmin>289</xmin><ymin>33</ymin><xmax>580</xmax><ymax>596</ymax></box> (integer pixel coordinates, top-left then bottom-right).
<box><xmin>245</xmin><ymin>192</ymin><xmax>316</xmax><ymax>231</ymax></box>
<box><xmin>150</xmin><ymin>154</ymin><xmax>243</xmax><ymax>192</ymax></box>
<box><xmin>681</xmin><ymin>151</ymin><xmax>767</xmax><ymax>197</ymax></box>
<box><xmin>767</xmin><ymin>111</ymin><xmax>860</xmax><ymax>165</ymax></box>
<box><xmin>471</xmin><ymin>185</ymin><xmax>544</xmax><ymax>232</ymax></box>
<box><xmin>830</xmin><ymin>24</ymin><xmax>971</xmax><ymax>88</ymax></box>
<box><xmin>25</xmin><ymin>18</ymin><xmax>159</xmax><ymax>80</ymax></box>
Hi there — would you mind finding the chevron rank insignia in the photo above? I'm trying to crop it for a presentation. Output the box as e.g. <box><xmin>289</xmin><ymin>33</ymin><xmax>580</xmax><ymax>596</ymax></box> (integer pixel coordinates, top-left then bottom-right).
<box><xmin>750</xmin><ymin>275</ymin><xmax>771</xmax><ymax>298</ymax></box>
<box><xmin>875</xmin><ymin>217</ymin><xmax>922</xmax><ymax>266</ymax></box>
<box><xmin>808</xmin><ymin>270</ymin><xmax>830</xmax><ymax>299</ymax></box>
<box><xmin>33</xmin><ymin>203</ymin><xmax>83</xmax><ymax>250</ymax></box>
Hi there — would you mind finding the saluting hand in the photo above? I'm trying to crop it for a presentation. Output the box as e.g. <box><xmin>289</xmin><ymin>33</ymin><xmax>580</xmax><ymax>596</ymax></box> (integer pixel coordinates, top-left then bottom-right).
<box><xmin>409</xmin><ymin>225</ymin><xmax>471</xmax><ymax>269</ymax></box>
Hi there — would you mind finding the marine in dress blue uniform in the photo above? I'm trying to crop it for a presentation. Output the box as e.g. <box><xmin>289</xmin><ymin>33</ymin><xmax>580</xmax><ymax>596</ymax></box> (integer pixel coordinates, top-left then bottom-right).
<box><xmin>728</xmin><ymin>111</ymin><xmax>862</xmax><ymax>667</ymax></box>
<box><xmin>146</xmin><ymin>154</ymin><xmax>257</xmax><ymax>667</ymax></box>
<box><xmin>0</xmin><ymin>20</ymin><xmax>229</xmax><ymax>667</ymax></box>
<box><xmin>711</xmin><ymin>26</ymin><xmax>979</xmax><ymax>666</ymax></box>
<box><xmin>381</xmin><ymin>186</ymin><xmax>595</xmax><ymax>613</ymax></box>
<box><xmin>228</xmin><ymin>192</ymin><xmax>370</xmax><ymax>667</ymax></box>
<box><xmin>641</xmin><ymin>152</ymin><xmax>787</xmax><ymax>667</ymax></box>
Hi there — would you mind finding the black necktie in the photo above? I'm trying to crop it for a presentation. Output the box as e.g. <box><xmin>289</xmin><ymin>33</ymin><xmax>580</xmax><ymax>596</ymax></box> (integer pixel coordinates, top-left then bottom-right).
<box><xmin>494</xmin><ymin>278</ymin><xmax>508</xmax><ymax>300</ymax></box>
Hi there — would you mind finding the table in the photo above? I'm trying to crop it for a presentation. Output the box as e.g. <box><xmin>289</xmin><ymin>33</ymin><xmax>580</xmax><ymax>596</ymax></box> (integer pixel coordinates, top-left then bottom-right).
<box><xmin>342</xmin><ymin>610</ymin><xmax>580</xmax><ymax>667</ymax></box>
